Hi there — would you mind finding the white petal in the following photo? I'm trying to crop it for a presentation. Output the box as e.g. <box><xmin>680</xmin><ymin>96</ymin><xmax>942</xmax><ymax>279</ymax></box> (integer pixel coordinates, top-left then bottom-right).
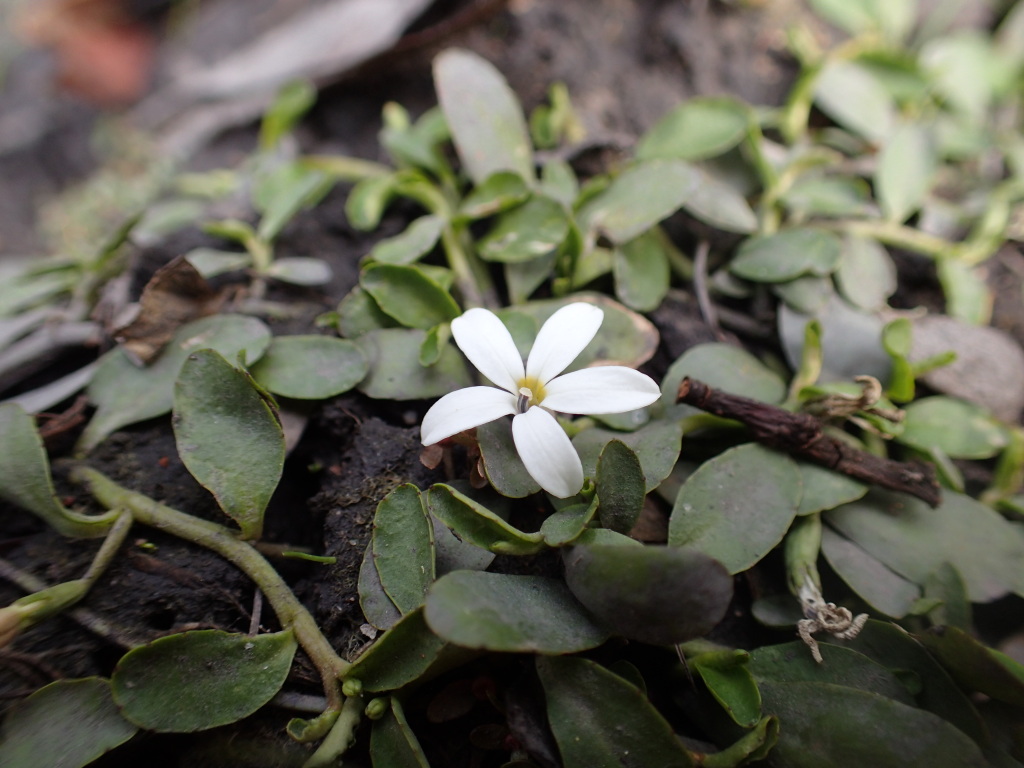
<box><xmin>526</xmin><ymin>302</ymin><xmax>603</xmax><ymax>384</ymax></box>
<box><xmin>421</xmin><ymin>387</ymin><xmax>516</xmax><ymax>445</ymax></box>
<box><xmin>511</xmin><ymin>406</ymin><xmax>584</xmax><ymax>498</ymax></box>
<box><xmin>451</xmin><ymin>308</ymin><xmax>524</xmax><ymax>392</ymax></box>
<box><xmin>541</xmin><ymin>366</ymin><xmax>661</xmax><ymax>414</ymax></box>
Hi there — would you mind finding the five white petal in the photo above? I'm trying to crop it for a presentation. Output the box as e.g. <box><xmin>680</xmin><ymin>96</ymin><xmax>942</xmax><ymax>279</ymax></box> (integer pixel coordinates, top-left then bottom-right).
<box><xmin>421</xmin><ymin>302</ymin><xmax>661</xmax><ymax>498</ymax></box>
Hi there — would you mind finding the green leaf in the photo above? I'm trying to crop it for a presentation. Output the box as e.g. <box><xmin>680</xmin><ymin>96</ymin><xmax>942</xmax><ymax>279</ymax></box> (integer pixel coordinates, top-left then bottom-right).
<box><xmin>0</xmin><ymin>678</ymin><xmax>137</xmax><ymax>768</ymax></box>
<box><xmin>563</xmin><ymin>544</ymin><xmax>732</xmax><ymax>645</ymax></box>
<box><xmin>80</xmin><ymin>314</ymin><xmax>272</xmax><ymax>453</ymax></box>
<box><xmin>361</xmin><ymin>264</ymin><xmax>460</xmax><ymax>330</ymax></box>
<box><xmin>173</xmin><ymin>349</ymin><xmax>284</xmax><ymax>539</ymax></box>
<box><xmin>772</xmin><ymin>275</ymin><xmax>834</xmax><ymax>315</ymax></box>
<box><xmin>730</xmin><ymin>228</ymin><xmax>843</xmax><ymax>283</ymax></box>
<box><xmin>370</xmin><ymin>698</ymin><xmax>431</xmax><ymax>768</ymax></box>
<box><xmin>669</xmin><ymin>444</ymin><xmax>802</xmax><ymax>574</ymax></box>
<box><xmin>574</xmin><ymin>419</ymin><xmax>683</xmax><ymax>494</ymax></box>
<box><xmin>613</xmin><ymin>231</ymin><xmax>670</xmax><ymax>312</ymax></box>
<box><xmin>835</xmin><ymin>235</ymin><xmax>896</xmax><ymax>311</ymax></box>
<box><xmin>795</xmin><ymin>461</ymin><xmax>867</xmax><ymax>515</ymax></box>
<box><xmin>184</xmin><ymin>247</ymin><xmax>253</xmax><ymax>278</ymax></box>
<box><xmin>681</xmin><ymin>166</ymin><xmax>758</xmax><ymax>233</ymax></box>
<box><xmin>355</xmin><ymin>328</ymin><xmax>471</xmax><ymax>400</ymax></box>
<box><xmin>820</xmin><ymin>525</ymin><xmax>920</xmax><ymax>618</ymax></box>
<box><xmin>541</xmin><ymin>496</ymin><xmax>600</xmax><ymax>547</ymax></box>
<box><xmin>576</xmin><ymin>159</ymin><xmax>700</xmax><ymax>243</ymax></box>
<box><xmin>595</xmin><ymin>440</ymin><xmax>646</xmax><ymax>534</ymax></box>
<box><xmin>916</xmin><ymin>625</ymin><xmax>1024</xmax><ymax>707</ymax></box>
<box><xmin>0</xmin><ymin>404</ymin><xmax>118</xmax><ymax>538</ymax></box>
<box><xmin>876</xmin><ymin>121</ymin><xmax>936</xmax><ymax>223</ymax></box>
<box><xmin>112</xmin><ymin>630</ymin><xmax>297</xmax><ymax>731</ymax></box>
<box><xmin>433</xmin><ymin>48</ymin><xmax>533</xmax><ymax>184</ymax></box>
<box><xmin>692</xmin><ymin>651</ymin><xmax>762</xmax><ymax>728</ymax></box>
<box><xmin>336</xmin><ymin>286</ymin><xmax>400</xmax><ymax>338</ymax></box>
<box><xmin>249</xmin><ymin>335</ymin><xmax>367</xmax><ymax>399</ymax></box>
<box><xmin>702</xmin><ymin>716</ymin><xmax>779</xmax><ymax>768</ymax></box>
<box><xmin>458</xmin><ymin>171</ymin><xmax>530</xmax><ymax>219</ymax></box>
<box><xmin>826</xmin><ymin>489</ymin><xmax>1024</xmax><ymax>602</ymax></box>
<box><xmin>254</xmin><ymin>164</ymin><xmax>329</xmax><ymax>242</ymax></box>
<box><xmin>637</xmin><ymin>96</ymin><xmax>750</xmax><ymax>161</ymax></box>
<box><xmin>881</xmin><ymin>318</ymin><xmax>915</xmax><ymax>402</ymax></box>
<box><xmin>782</xmin><ymin>176</ymin><xmax>873</xmax><ymax>218</ymax></box>
<box><xmin>755</xmin><ymin>680</ymin><xmax>986</xmax><ymax>767</ymax></box>
<box><xmin>814</xmin><ymin>59</ymin><xmax>896</xmax><ymax>143</ymax></box>
<box><xmin>263</xmin><ymin>256</ymin><xmax>333</xmax><ymax>286</ymax></box>
<box><xmin>539</xmin><ymin>158</ymin><xmax>579</xmax><ymax>206</ymax></box>
<box><xmin>838</xmin><ymin>620</ymin><xmax>987</xmax><ymax>745</ymax></box>
<box><xmin>476</xmin><ymin>418</ymin><xmax>541</xmax><ymax>498</ymax></box>
<box><xmin>368</xmin><ymin>215</ymin><xmax>444</xmax><ymax>265</ymax></box>
<box><xmin>537</xmin><ymin>656</ymin><xmax>697</xmax><ymax>767</ymax></box>
<box><xmin>259</xmin><ymin>80</ymin><xmax>316</xmax><ymax>150</ymax></box>
<box><xmin>937</xmin><ymin>259</ymin><xmax>991</xmax><ymax>326</ymax></box>
<box><xmin>417</xmin><ymin>323</ymin><xmax>448</xmax><ymax>366</ymax></box>
<box><xmin>359</xmin><ymin>543</ymin><xmax>402</xmax><ymax>631</ymax></box>
<box><xmin>426</xmin><ymin>484</ymin><xmax>543</xmax><ymax>555</ymax></box>
<box><xmin>749</xmin><ymin>642</ymin><xmax>917</xmax><ymax>703</ymax></box>
<box><xmin>346</xmin><ymin>173</ymin><xmax>398</xmax><ymax>231</ymax></box>
<box><xmin>349</xmin><ymin>609</ymin><xmax>447</xmax><ymax>692</ymax></box>
<box><xmin>425</xmin><ymin>572</ymin><xmax>608</xmax><ymax>653</ymax></box>
<box><xmin>372</xmin><ymin>485</ymin><xmax>435</xmax><ymax>614</ymax></box>
<box><xmin>478</xmin><ymin>195</ymin><xmax>569</xmax><ymax>263</ymax></box>
<box><xmin>897</xmin><ymin>396</ymin><xmax>1006</xmax><ymax>459</ymax></box>
<box><xmin>661</xmin><ymin>343</ymin><xmax>787</xmax><ymax>413</ymax></box>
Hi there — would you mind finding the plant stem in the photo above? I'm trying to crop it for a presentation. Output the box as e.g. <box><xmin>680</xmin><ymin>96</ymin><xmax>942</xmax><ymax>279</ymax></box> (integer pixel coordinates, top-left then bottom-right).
<box><xmin>442</xmin><ymin>225</ymin><xmax>498</xmax><ymax>310</ymax></box>
<box><xmin>302</xmin><ymin>694</ymin><xmax>363</xmax><ymax>768</ymax></box>
<box><xmin>825</xmin><ymin>219</ymin><xmax>953</xmax><ymax>258</ymax></box>
<box><xmin>70</xmin><ymin>465</ymin><xmax>349</xmax><ymax>708</ymax></box>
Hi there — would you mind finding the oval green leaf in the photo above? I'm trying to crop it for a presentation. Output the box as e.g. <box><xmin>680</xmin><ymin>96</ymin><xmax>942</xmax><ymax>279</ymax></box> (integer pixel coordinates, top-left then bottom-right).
<box><xmin>576</xmin><ymin>159</ymin><xmax>700</xmax><ymax>243</ymax></box>
<box><xmin>368</xmin><ymin>214</ymin><xmax>444</xmax><ymax>265</ymax></box>
<box><xmin>355</xmin><ymin>328</ymin><xmax>471</xmax><ymax>399</ymax></box>
<box><xmin>669</xmin><ymin>443</ymin><xmax>802</xmax><ymax>574</ymax></box>
<box><xmin>897</xmin><ymin>396</ymin><xmax>1007</xmax><ymax>459</ymax></box>
<box><xmin>613</xmin><ymin>231</ymin><xmax>670</xmax><ymax>312</ymax></box>
<box><xmin>574</xmin><ymin>419</ymin><xmax>683</xmax><ymax>494</ymax></box>
<box><xmin>876</xmin><ymin>121</ymin><xmax>936</xmax><ymax>223</ymax></box>
<box><xmin>361</xmin><ymin>264</ymin><xmax>460</xmax><ymax>330</ymax></box>
<box><xmin>263</xmin><ymin>256</ymin><xmax>333</xmax><ymax>286</ymax></box>
<box><xmin>476</xmin><ymin>418</ymin><xmax>542</xmax><ymax>498</ymax></box>
<box><xmin>477</xmin><ymin>195</ymin><xmax>569</xmax><ymax>263</ymax></box>
<box><xmin>80</xmin><ymin>314</ymin><xmax>271</xmax><ymax>453</ymax></box>
<box><xmin>249</xmin><ymin>335</ymin><xmax>368</xmax><ymax>399</ymax></box>
<box><xmin>459</xmin><ymin>171</ymin><xmax>531</xmax><ymax>219</ymax></box>
<box><xmin>358</xmin><ymin>542</ymin><xmax>402</xmax><ymax>631</ymax></box>
<box><xmin>692</xmin><ymin>651</ymin><xmax>762</xmax><ymax>728</ymax></box>
<box><xmin>0</xmin><ymin>678</ymin><xmax>137</xmax><ymax>768</ymax></box>
<box><xmin>537</xmin><ymin>656</ymin><xmax>696</xmax><ymax>767</ymax></box>
<box><xmin>433</xmin><ymin>48</ymin><xmax>533</xmax><ymax>184</ymax></box>
<box><xmin>820</xmin><ymin>525</ymin><xmax>920</xmax><ymax>618</ymax></box>
<box><xmin>426</xmin><ymin>484</ymin><xmax>543</xmax><ymax>555</ymax></box>
<box><xmin>112</xmin><ymin>629</ymin><xmax>297</xmax><ymax>731</ymax></box>
<box><xmin>372</xmin><ymin>484</ymin><xmax>435</xmax><ymax>614</ymax></box>
<box><xmin>173</xmin><ymin>349</ymin><xmax>285</xmax><ymax>539</ymax></box>
<box><xmin>637</xmin><ymin>96</ymin><xmax>750</xmax><ymax>161</ymax></box>
<box><xmin>541</xmin><ymin>496</ymin><xmax>600</xmax><ymax>547</ymax></box>
<box><xmin>730</xmin><ymin>228</ymin><xmax>843</xmax><ymax>283</ymax></box>
<box><xmin>425</xmin><ymin>571</ymin><xmax>608</xmax><ymax>653</ymax></box>
<box><xmin>370</xmin><ymin>698</ymin><xmax>430</xmax><ymax>768</ymax></box>
<box><xmin>814</xmin><ymin>59</ymin><xmax>896</xmax><ymax>143</ymax></box>
<box><xmin>349</xmin><ymin>609</ymin><xmax>447</xmax><ymax>692</ymax></box>
<box><xmin>0</xmin><ymin>404</ymin><xmax>118</xmax><ymax>538</ymax></box>
<box><xmin>826</xmin><ymin>489</ymin><xmax>1024</xmax><ymax>602</ymax></box>
<box><xmin>564</xmin><ymin>544</ymin><xmax>732</xmax><ymax>645</ymax></box>
<box><xmin>595</xmin><ymin>439</ymin><xmax>646</xmax><ymax>534</ymax></box>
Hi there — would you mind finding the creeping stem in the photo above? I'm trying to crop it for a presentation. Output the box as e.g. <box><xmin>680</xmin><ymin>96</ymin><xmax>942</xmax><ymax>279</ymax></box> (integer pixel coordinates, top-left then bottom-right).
<box><xmin>69</xmin><ymin>465</ymin><xmax>350</xmax><ymax>707</ymax></box>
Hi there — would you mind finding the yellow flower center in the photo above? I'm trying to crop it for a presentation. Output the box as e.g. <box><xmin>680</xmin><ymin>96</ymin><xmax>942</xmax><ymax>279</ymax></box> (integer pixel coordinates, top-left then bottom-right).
<box><xmin>515</xmin><ymin>376</ymin><xmax>546</xmax><ymax>413</ymax></box>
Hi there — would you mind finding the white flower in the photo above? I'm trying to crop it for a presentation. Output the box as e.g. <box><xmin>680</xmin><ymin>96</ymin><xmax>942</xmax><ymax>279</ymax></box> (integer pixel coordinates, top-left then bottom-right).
<box><xmin>421</xmin><ymin>302</ymin><xmax>661</xmax><ymax>498</ymax></box>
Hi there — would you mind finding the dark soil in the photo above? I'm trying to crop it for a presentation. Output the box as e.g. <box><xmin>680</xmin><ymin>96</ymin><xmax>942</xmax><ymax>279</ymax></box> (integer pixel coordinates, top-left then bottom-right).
<box><xmin>1</xmin><ymin>1</ymin><xmax>1018</xmax><ymax>766</ymax></box>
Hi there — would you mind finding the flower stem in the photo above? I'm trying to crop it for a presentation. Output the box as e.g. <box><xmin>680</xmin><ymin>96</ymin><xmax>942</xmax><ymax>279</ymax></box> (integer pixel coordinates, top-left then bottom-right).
<box><xmin>69</xmin><ymin>465</ymin><xmax>349</xmax><ymax>707</ymax></box>
<box><xmin>302</xmin><ymin>694</ymin><xmax>363</xmax><ymax>768</ymax></box>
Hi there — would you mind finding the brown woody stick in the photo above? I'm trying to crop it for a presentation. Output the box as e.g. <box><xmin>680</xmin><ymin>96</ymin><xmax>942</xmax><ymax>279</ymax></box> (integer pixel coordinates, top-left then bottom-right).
<box><xmin>677</xmin><ymin>377</ymin><xmax>941</xmax><ymax>507</ymax></box>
